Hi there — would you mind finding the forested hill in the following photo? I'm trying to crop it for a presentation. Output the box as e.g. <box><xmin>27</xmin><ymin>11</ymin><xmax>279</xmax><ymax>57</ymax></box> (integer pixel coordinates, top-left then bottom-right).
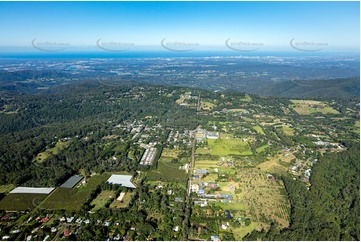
<box><xmin>225</xmin><ymin>77</ymin><xmax>360</xmax><ymax>99</ymax></box>
<box><xmin>0</xmin><ymin>68</ymin><xmax>359</xmax><ymax>99</ymax></box>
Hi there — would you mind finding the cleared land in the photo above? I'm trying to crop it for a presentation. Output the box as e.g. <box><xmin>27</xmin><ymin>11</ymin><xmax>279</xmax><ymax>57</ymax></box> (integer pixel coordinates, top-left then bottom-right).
<box><xmin>34</xmin><ymin>140</ymin><xmax>70</xmax><ymax>163</ymax></box>
<box><xmin>240</xmin><ymin>94</ymin><xmax>252</xmax><ymax>102</ymax></box>
<box><xmin>236</xmin><ymin>168</ymin><xmax>290</xmax><ymax>232</ymax></box>
<box><xmin>289</xmin><ymin>100</ymin><xmax>340</xmax><ymax>115</ymax></box>
<box><xmin>207</xmin><ymin>134</ymin><xmax>252</xmax><ymax>156</ymax></box>
<box><xmin>200</xmin><ymin>101</ymin><xmax>215</xmax><ymax>110</ymax></box>
<box><xmin>90</xmin><ymin>190</ymin><xmax>115</xmax><ymax>211</ymax></box>
<box><xmin>147</xmin><ymin>157</ymin><xmax>187</xmax><ymax>182</ymax></box>
<box><xmin>40</xmin><ymin>174</ymin><xmax>110</xmax><ymax>211</ymax></box>
<box><xmin>257</xmin><ymin>152</ymin><xmax>295</xmax><ymax>175</ymax></box>
<box><xmin>0</xmin><ymin>193</ymin><xmax>48</xmax><ymax>211</ymax></box>
<box><xmin>0</xmin><ymin>184</ymin><xmax>15</xmax><ymax>193</ymax></box>
<box><xmin>109</xmin><ymin>192</ymin><xmax>133</xmax><ymax>209</ymax></box>
<box><xmin>256</xmin><ymin>144</ymin><xmax>269</xmax><ymax>154</ymax></box>
<box><xmin>253</xmin><ymin>126</ymin><xmax>265</xmax><ymax>135</ymax></box>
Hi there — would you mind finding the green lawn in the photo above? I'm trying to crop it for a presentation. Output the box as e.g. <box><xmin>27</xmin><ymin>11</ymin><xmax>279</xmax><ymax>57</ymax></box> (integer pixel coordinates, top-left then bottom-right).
<box><xmin>40</xmin><ymin>173</ymin><xmax>110</xmax><ymax>211</ymax></box>
<box><xmin>231</xmin><ymin>221</ymin><xmax>258</xmax><ymax>240</ymax></box>
<box><xmin>207</xmin><ymin>134</ymin><xmax>252</xmax><ymax>156</ymax></box>
<box><xmin>214</xmin><ymin>201</ymin><xmax>245</xmax><ymax>211</ymax></box>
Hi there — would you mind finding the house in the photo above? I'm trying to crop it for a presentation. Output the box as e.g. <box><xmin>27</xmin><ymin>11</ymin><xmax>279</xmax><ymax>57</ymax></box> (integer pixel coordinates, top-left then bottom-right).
<box><xmin>210</xmin><ymin>235</ymin><xmax>219</xmax><ymax>241</ymax></box>
<box><xmin>40</xmin><ymin>217</ymin><xmax>49</xmax><ymax>223</ymax></box>
<box><xmin>195</xmin><ymin>169</ymin><xmax>208</xmax><ymax>175</ymax></box>
<box><xmin>197</xmin><ymin>188</ymin><xmax>205</xmax><ymax>195</ymax></box>
<box><xmin>175</xmin><ymin>197</ymin><xmax>183</xmax><ymax>202</ymax></box>
<box><xmin>191</xmin><ymin>184</ymin><xmax>199</xmax><ymax>193</ymax></box>
<box><xmin>66</xmin><ymin>217</ymin><xmax>74</xmax><ymax>223</ymax></box>
<box><xmin>64</xmin><ymin>230</ymin><xmax>71</xmax><ymax>237</ymax></box>
<box><xmin>225</xmin><ymin>210</ymin><xmax>232</xmax><ymax>219</ymax></box>
<box><xmin>206</xmin><ymin>131</ymin><xmax>219</xmax><ymax>139</ymax></box>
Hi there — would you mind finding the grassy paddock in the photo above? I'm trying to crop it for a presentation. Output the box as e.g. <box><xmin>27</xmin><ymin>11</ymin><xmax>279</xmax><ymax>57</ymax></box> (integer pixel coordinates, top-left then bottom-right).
<box><xmin>34</xmin><ymin>140</ymin><xmax>70</xmax><ymax>163</ymax></box>
<box><xmin>207</xmin><ymin>134</ymin><xmax>252</xmax><ymax>156</ymax></box>
<box><xmin>147</xmin><ymin>158</ymin><xmax>187</xmax><ymax>182</ymax></box>
<box><xmin>90</xmin><ymin>190</ymin><xmax>115</xmax><ymax>211</ymax></box>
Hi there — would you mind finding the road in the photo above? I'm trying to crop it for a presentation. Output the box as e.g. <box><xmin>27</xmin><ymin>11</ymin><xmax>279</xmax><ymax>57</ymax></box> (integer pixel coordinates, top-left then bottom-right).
<box><xmin>181</xmin><ymin>137</ymin><xmax>196</xmax><ymax>240</ymax></box>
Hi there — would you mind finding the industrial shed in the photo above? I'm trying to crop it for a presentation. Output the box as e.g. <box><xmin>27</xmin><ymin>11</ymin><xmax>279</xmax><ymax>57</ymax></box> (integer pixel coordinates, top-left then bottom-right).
<box><xmin>60</xmin><ymin>175</ymin><xmax>83</xmax><ymax>188</ymax></box>
<box><xmin>9</xmin><ymin>187</ymin><xmax>54</xmax><ymax>194</ymax></box>
<box><xmin>107</xmin><ymin>175</ymin><xmax>136</xmax><ymax>188</ymax></box>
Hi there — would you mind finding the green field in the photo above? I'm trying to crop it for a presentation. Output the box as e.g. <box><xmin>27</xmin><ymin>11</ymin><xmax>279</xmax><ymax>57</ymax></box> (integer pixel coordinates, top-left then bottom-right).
<box><xmin>147</xmin><ymin>157</ymin><xmax>187</xmax><ymax>182</ymax></box>
<box><xmin>214</xmin><ymin>201</ymin><xmax>245</xmax><ymax>211</ymax></box>
<box><xmin>34</xmin><ymin>140</ymin><xmax>70</xmax><ymax>163</ymax></box>
<box><xmin>231</xmin><ymin>221</ymin><xmax>259</xmax><ymax>240</ymax></box>
<box><xmin>240</xmin><ymin>94</ymin><xmax>252</xmax><ymax>102</ymax></box>
<box><xmin>109</xmin><ymin>192</ymin><xmax>133</xmax><ymax>209</ymax></box>
<box><xmin>256</xmin><ymin>145</ymin><xmax>269</xmax><ymax>153</ymax></box>
<box><xmin>0</xmin><ymin>193</ymin><xmax>48</xmax><ymax>211</ymax></box>
<box><xmin>353</xmin><ymin>121</ymin><xmax>360</xmax><ymax>134</ymax></box>
<box><xmin>194</xmin><ymin>159</ymin><xmax>220</xmax><ymax>168</ymax></box>
<box><xmin>281</xmin><ymin>126</ymin><xmax>294</xmax><ymax>136</ymax></box>
<box><xmin>207</xmin><ymin>134</ymin><xmax>252</xmax><ymax>156</ymax></box>
<box><xmin>253</xmin><ymin>126</ymin><xmax>265</xmax><ymax>135</ymax></box>
<box><xmin>90</xmin><ymin>190</ymin><xmax>115</xmax><ymax>211</ymax></box>
<box><xmin>40</xmin><ymin>174</ymin><xmax>110</xmax><ymax>210</ymax></box>
<box><xmin>227</xmin><ymin>108</ymin><xmax>249</xmax><ymax>113</ymax></box>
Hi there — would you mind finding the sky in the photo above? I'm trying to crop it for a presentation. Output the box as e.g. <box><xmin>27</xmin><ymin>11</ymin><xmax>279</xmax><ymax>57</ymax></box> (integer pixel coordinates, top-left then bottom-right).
<box><xmin>0</xmin><ymin>1</ymin><xmax>359</xmax><ymax>53</ymax></box>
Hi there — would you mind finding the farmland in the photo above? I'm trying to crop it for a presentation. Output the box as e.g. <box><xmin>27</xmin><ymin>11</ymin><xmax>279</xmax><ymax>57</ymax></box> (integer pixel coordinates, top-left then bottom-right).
<box><xmin>236</xmin><ymin>168</ymin><xmax>290</xmax><ymax>230</ymax></box>
<box><xmin>289</xmin><ymin>100</ymin><xmax>340</xmax><ymax>115</ymax></box>
<box><xmin>0</xmin><ymin>193</ymin><xmax>48</xmax><ymax>211</ymax></box>
<box><xmin>200</xmin><ymin>101</ymin><xmax>216</xmax><ymax>110</ymax></box>
<box><xmin>40</xmin><ymin>174</ymin><xmax>110</xmax><ymax>211</ymax></box>
<box><xmin>147</xmin><ymin>157</ymin><xmax>188</xmax><ymax>182</ymax></box>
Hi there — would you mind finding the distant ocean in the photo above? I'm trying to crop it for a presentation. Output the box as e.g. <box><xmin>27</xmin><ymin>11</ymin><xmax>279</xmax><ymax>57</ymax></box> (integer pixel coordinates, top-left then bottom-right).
<box><xmin>0</xmin><ymin>50</ymin><xmax>358</xmax><ymax>59</ymax></box>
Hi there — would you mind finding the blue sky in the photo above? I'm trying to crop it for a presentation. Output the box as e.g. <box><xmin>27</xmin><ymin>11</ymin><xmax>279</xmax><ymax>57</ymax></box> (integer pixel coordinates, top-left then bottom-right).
<box><xmin>0</xmin><ymin>1</ymin><xmax>359</xmax><ymax>53</ymax></box>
